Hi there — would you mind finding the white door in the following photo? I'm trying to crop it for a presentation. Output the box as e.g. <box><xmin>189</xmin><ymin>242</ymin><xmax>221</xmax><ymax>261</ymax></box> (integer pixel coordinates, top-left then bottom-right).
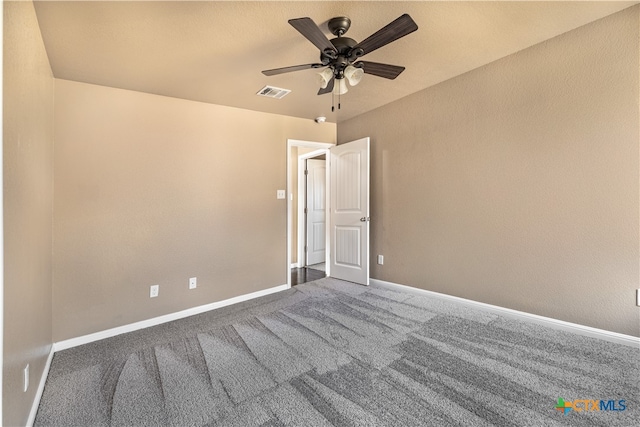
<box><xmin>306</xmin><ymin>159</ymin><xmax>326</xmax><ymax>266</ymax></box>
<box><xmin>329</xmin><ymin>137</ymin><xmax>370</xmax><ymax>285</ymax></box>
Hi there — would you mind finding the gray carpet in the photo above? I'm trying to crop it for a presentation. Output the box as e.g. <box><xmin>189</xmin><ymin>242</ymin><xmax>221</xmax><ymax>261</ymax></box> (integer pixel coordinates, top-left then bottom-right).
<box><xmin>35</xmin><ymin>278</ymin><xmax>638</xmax><ymax>426</ymax></box>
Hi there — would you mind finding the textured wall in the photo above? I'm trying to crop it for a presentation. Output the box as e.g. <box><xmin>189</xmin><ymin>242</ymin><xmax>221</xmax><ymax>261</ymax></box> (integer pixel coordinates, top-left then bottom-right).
<box><xmin>53</xmin><ymin>80</ymin><xmax>336</xmax><ymax>341</ymax></box>
<box><xmin>339</xmin><ymin>7</ymin><xmax>639</xmax><ymax>336</ymax></box>
<box><xmin>3</xmin><ymin>1</ymin><xmax>55</xmax><ymax>425</ymax></box>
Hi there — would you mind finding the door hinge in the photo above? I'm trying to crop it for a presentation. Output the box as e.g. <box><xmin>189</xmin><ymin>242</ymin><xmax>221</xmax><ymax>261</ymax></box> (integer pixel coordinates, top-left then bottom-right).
<box><xmin>304</xmin><ymin>246</ymin><xmax>308</xmax><ymax>252</ymax></box>
<box><xmin>304</xmin><ymin>169</ymin><xmax>309</xmax><ymax>175</ymax></box>
<box><xmin>304</xmin><ymin>207</ymin><xmax>308</xmax><ymax>214</ymax></box>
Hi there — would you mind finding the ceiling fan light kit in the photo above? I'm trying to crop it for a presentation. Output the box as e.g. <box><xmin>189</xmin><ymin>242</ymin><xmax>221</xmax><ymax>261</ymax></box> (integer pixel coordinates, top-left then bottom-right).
<box><xmin>317</xmin><ymin>67</ymin><xmax>334</xmax><ymax>89</ymax></box>
<box><xmin>335</xmin><ymin>78</ymin><xmax>349</xmax><ymax>95</ymax></box>
<box><xmin>261</xmin><ymin>13</ymin><xmax>418</xmax><ymax>111</ymax></box>
<box><xmin>344</xmin><ymin>65</ymin><xmax>364</xmax><ymax>86</ymax></box>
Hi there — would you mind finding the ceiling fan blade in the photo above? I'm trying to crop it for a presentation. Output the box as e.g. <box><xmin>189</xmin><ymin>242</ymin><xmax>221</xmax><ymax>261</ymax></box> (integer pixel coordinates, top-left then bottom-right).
<box><xmin>289</xmin><ymin>17</ymin><xmax>337</xmax><ymax>54</ymax></box>
<box><xmin>357</xmin><ymin>61</ymin><xmax>405</xmax><ymax>79</ymax></box>
<box><xmin>318</xmin><ymin>76</ymin><xmax>335</xmax><ymax>95</ymax></box>
<box><xmin>262</xmin><ymin>63</ymin><xmax>323</xmax><ymax>76</ymax></box>
<box><xmin>352</xmin><ymin>14</ymin><xmax>418</xmax><ymax>56</ymax></box>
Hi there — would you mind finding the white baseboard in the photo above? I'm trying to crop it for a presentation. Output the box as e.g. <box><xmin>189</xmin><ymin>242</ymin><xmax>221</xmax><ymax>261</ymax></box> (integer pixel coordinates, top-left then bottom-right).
<box><xmin>370</xmin><ymin>279</ymin><xmax>639</xmax><ymax>348</ymax></box>
<box><xmin>54</xmin><ymin>283</ymin><xmax>290</xmax><ymax>352</ymax></box>
<box><xmin>26</xmin><ymin>345</ymin><xmax>54</xmax><ymax>427</ymax></box>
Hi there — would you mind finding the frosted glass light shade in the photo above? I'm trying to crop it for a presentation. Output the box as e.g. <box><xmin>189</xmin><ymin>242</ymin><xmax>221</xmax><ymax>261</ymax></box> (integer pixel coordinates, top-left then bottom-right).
<box><xmin>333</xmin><ymin>78</ymin><xmax>348</xmax><ymax>95</ymax></box>
<box><xmin>316</xmin><ymin>68</ymin><xmax>334</xmax><ymax>89</ymax></box>
<box><xmin>344</xmin><ymin>65</ymin><xmax>364</xmax><ymax>86</ymax></box>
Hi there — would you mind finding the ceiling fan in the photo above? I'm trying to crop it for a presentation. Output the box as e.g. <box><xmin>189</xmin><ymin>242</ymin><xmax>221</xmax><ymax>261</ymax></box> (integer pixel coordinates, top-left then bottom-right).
<box><xmin>262</xmin><ymin>14</ymin><xmax>418</xmax><ymax>99</ymax></box>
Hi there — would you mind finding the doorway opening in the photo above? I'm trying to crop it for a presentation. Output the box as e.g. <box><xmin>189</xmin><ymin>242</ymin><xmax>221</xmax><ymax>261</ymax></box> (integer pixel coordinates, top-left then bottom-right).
<box><xmin>293</xmin><ymin>154</ymin><xmax>327</xmax><ymax>286</ymax></box>
<box><xmin>287</xmin><ymin>140</ymin><xmax>332</xmax><ymax>288</ymax></box>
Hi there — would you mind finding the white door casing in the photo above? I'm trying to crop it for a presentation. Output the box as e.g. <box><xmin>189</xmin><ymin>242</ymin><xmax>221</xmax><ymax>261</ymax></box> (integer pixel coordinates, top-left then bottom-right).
<box><xmin>329</xmin><ymin>137</ymin><xmax>370</xmax><ymax>285</ymax></box>
<box><xmin>305</xmin><ymin>159</ymin><xmax>326</xmax><ymax>266</ymax></box>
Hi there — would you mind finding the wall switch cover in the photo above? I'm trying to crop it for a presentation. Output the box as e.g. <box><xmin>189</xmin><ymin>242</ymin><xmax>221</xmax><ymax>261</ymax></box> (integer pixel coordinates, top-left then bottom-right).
<box><xmin>23</xmin><ymin>364</ymin><xmax>29</xmax><ymax>392</ymax></box>
<box><xmin>377</xmin><ymin>255</ymin><xmax>384</xmax><ymax>265</ymax></box>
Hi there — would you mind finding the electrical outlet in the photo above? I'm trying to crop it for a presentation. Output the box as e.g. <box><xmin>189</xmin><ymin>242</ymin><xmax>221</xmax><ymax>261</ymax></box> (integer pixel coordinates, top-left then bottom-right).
<box><xmin>150</xmin><ymin>284</ymin><xmax>159</xmax><ymax>298</ymax></box>
<box><xmin>277</xmin><ymin>190</ymin><xmax>286</xmax><ymax>199</ymax></box>
<box><xmin>377</xmin><ymin>255</ymin><xmax>384</xmax><ymax>265</ymax></box>
<box><xmin>23</xmin><ymin>364</ymin><xmax>29</xmax><ymax>392</ymax></box>
<box><xmin>189</xmin><ymin>277</ymin><xmax>197</xmax><ymax>289</ymax></box>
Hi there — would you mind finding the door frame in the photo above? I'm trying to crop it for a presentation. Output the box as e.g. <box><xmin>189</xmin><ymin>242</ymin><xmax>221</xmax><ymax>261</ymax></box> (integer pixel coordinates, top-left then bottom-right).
<box><xmin>298</xmin><ymin>153</ymin><xmax>326</xmax><ymax>269</ymax></box>
<box><xmin>286</xmin><ymin>139</ymin><xmax>332</xmax><ymax>289</ymax></box>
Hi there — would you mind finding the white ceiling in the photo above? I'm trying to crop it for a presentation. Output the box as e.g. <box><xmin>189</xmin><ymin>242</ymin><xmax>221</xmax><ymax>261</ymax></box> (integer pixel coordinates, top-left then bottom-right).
<box><xmin>33</xmin><ymin>1</ymin><xmax>636</xmax><ymax>123</ymax></box>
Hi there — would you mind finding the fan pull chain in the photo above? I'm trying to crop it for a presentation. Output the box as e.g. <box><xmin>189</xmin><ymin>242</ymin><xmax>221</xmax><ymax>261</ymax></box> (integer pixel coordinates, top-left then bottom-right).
<box><xmin>330</xmin><ymin>88</ymin><xmax>341</xmax><ymax>112</ymax></box>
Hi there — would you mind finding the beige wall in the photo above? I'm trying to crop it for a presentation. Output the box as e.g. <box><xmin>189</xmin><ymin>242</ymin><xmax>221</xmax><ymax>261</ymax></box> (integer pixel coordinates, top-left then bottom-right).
<box><xmin>3</xmin><ymin>1</ymin><xmax>55</xmax><ymax>425</ymax></box>
<box><xmin>53</xmin><ymin>79</ymin><xmax>336</xmax><ymax>341</ymax></box>
<box><xmin>339</xmin><ymin>7</ymin><xmax>639</xmax><ymax>337</ymax></box>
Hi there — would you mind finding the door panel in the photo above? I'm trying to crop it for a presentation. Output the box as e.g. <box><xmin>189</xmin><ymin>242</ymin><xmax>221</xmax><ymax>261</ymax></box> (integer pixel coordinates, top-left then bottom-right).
<box><xmin>335</xmin><ymin>152</ymin><xmax>361</xmax><ymax>211</ymax></box>
<box><xmin>306</xmin><ymin>159</ymin><xmax>326</xmax><ymax>265</ymax></box>
<box><xmin>330</xmin><ymin>137</ymin><xmax>370</xmax><ymax>285</ymax></box>
<box><xmin>335</xmin><ymin>226</ymin><xmax>361</xmax><ymax>267</ymax></box>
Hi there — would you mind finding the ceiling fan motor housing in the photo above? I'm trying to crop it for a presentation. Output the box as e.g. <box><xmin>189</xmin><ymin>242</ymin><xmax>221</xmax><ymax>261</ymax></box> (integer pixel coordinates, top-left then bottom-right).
<box><xmin>321</xmin><ymin>36</ymin><xmax>363</xmax><ymax>78</ymax></box>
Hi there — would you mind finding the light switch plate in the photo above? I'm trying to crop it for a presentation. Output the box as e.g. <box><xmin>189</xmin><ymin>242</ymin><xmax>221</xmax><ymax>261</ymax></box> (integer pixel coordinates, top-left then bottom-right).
<box><xmin>23</xmin><ymin>364</ymin><xmax>29</xmax><ymax>392</ymax></box>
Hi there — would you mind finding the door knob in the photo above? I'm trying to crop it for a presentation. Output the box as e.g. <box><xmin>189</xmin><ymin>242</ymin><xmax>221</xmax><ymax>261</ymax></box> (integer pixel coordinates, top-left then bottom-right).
<box><xmin>360</xmin><ymin>217</ymin><xmax>370</xmax><ymax>222</ymax></box>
